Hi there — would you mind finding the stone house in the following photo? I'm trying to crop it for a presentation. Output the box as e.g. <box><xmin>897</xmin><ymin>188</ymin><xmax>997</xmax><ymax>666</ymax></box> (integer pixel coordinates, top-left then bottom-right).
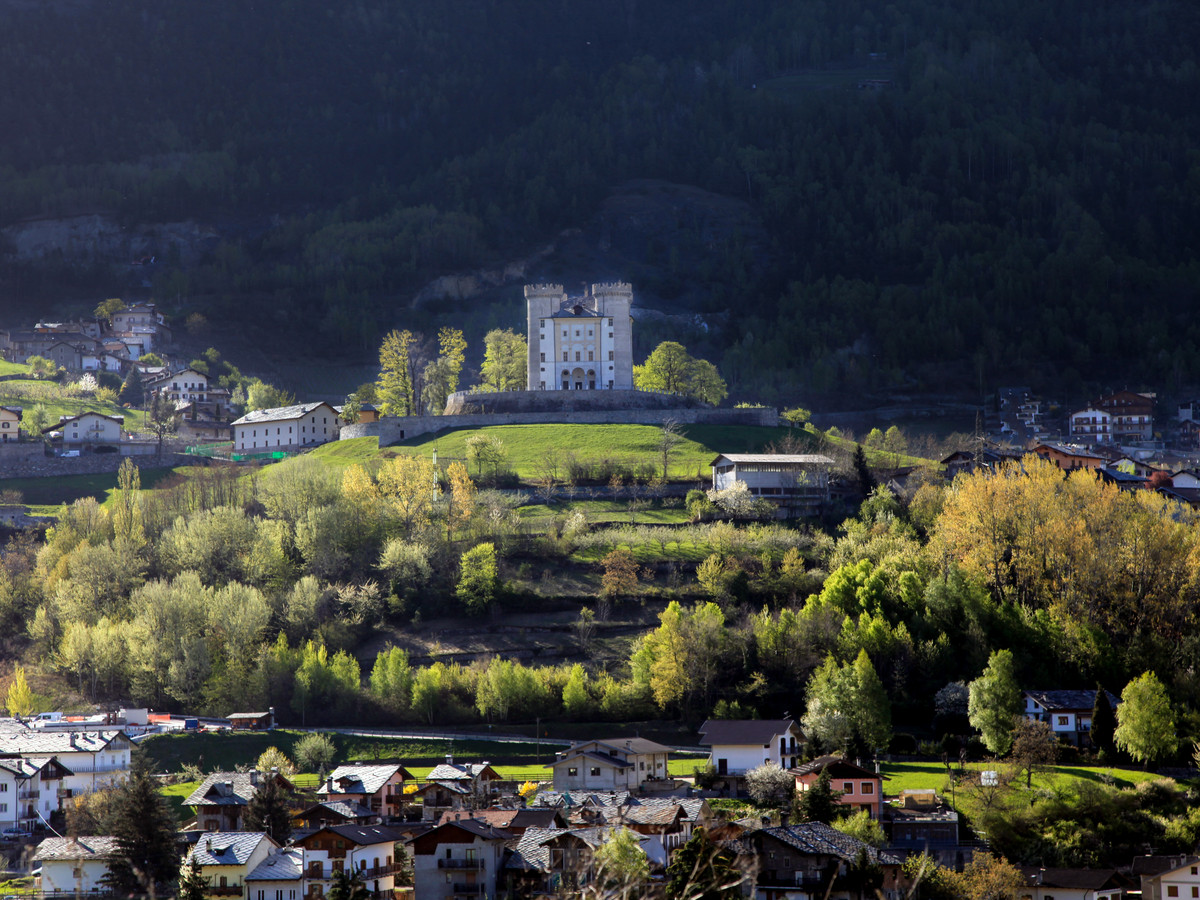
<box><xmin>525</xmin><ymin>282</ymin><xmax>634</xmax><ymax>392</ymax></box>
<box><xmin>232</xmin><ymin>402</ymin><xmax>340</xmax><ymax>453</ymax></box>
<box><xmin>186</xmin><ymin>770</ymin><xmax>297</xmax><ymax>832</ymax></box>
<box><xmin>316</xmin><ymin>763</ymin><xmax>415</xmax><ymax>820</ymax></box>
<box><xmin>793</xmin><ymin>757</ymin><xmax>886</xmax><ymax>820</ymax></box>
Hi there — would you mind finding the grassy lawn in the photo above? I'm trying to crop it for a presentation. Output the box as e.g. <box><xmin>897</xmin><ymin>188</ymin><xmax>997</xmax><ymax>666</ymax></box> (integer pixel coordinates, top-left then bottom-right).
<box><xmin>0</xmin><ymin>379</ymin><xmax>147</xmax><ymax>430</ymax></box>
<box><xmin>518</xmin><ymin>499</ymin><xmax>693</xmax><ymax>528</ymax></box>
<box><xmin>306</xmin><ymin>435</ymin><xmax>382</xmax><ymax>469</ymax></box>
<box><xmin>0</xmin><ymin>360</ymin><xmax>31</xmax><ymax>376</ymax></box>
<box><xmin>882</xmin><ymin>761</ymin><xmax>1169</xmax><ymax>795</ymax></box>
<box><xmin>0</xmin><ymin>465</ymin><xmax>183</xmax><ymax>509</ymax></box>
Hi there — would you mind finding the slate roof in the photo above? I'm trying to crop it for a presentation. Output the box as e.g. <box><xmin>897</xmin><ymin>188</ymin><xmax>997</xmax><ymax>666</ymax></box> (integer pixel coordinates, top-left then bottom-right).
<box><xmin>186</xmin><ymin>832</ymin><xmax>276</xmax><ymax>867</ymax></box>
<box><xmin>505</xmin><ymin>826</ymin><xmax>636</xmax><ymax>872</ymax></box>
<box><xmin>0</xmin><ymin>730</ymin><xmax>125</xmax><ymax>755</ymax></box>
<box><xmin>757</xmin><ymin>823</ymin><xmax>901</xmax><ymax>865</ymax></box>
<box><xmin>296</xmin><ymin>800</ymin><xmax>376</xmax><ymax>821</ymax></box>
<box><xmin>317</xmin><ymin>763</ymin><xmax>412</xmax><ymax>796</ymax></box>
<box><xmin>553</xmin><ymin>750</ymin><xmax>635</xmax><ymax>770</ymax></box>
<box><xmin>698</xmin><ymin>719</ymin><xmax>802</xmax><ymax>747</ymax></box>
<box><xmin>1024</xmin><ymin>690</ymin><xmax>1120</xmax><ymax>713</ymax></box>
<box><xmin>231</xmin><ymin>402</ymin><xmax>337</xmax><ymax>427</ymax></box>
<box><xmin>437</xmin><ymin>809</ymin><xmax>564</xmax><ymax>832</ymax></box>
<box><xmin>532</xmin><ymin>790</ymin><xmax>632</xmax><ymax>809</ymax></box>
<box><xmin>246</xmin><ymin>848</ymin><xmax>305</xmax><ymax>882</ymax></box>
<box><xmin>185</xmin><ymin>771</ymin><xmax>294</xmax><ymax>808</ymax></box>
<box><xmin>0</xmin><ymin>756</ymin><xmax>73</xmax><ymax>778</ymax></box>
<box><xmin>425</xmin><ymin>761</ymin><xmax>496</xmax><ymax>782</ymax></box>
<box><xmin>34</xmin><ymin>836</ymin><xmax>121</xmax><ymax>861</ymax></box>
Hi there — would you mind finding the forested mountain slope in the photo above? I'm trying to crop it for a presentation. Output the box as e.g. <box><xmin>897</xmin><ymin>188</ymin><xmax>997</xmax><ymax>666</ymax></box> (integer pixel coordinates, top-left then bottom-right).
<box><xmin>0</xmin><ymin>0</ymin><xmax>1196</xmax><ymax>402</ymax></box>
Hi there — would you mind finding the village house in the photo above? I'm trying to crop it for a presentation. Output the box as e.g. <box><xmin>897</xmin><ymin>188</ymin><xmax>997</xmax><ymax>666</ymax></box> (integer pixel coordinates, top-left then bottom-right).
<box><xmin>1068</xmin><ymin>408</ymin><xmax>1113</xmax><ymax>444</ymax></box>
<box><xmin>185</xmin><ymin>770</ymin><xmax>297</xmax><ymax>832</ymax></box>
<box><xmin>1020</xmin><ymin>867</ymin><xmax>1127</xmax><ymax>900</ymax></box>
<box><xmin>244</xmin><ymin>847</ymin><xmax>305</xmax><ymax>900</ymax></box>
<box><xmin>0</xmin><ymin>406</ymin><xmax>21</xmax><ymax>442</ymax></box>
<box><xmin>33</xmin><ymin>836</ymin><xmax>121</xmax><ymax>897</ymax></box>
<box><xmin>710</xmin><ymin>454</ymin><xmax>834</xmax><ymax>517</ymax></box>
<box><xmin>231</xmin><ymin>402</ymin><xmax>341</xmax><ymax>453</ymax></box>
<box><xmin>0</xmin><ymin>729</ymin><xmax>130</xmax><ymax>797</ymax></box>
<box><xmin>317</xmin><ymin>763</ymin><xmax>415</xmax><ymax>820</ymax></box>
<box><xmin>550</xmin><ymin>738</ymin><xmax>675</xmax><ymax>793</ymax></box>
<box><xmin>293</xmin><ymin>824</ymin><xmax>413</xmax><ymax>898</ymax></box>
<box><xmin>503</xmin><ymin>825</ymin><xmax>656</xmax><ymax>896</ymax></box>
<box><xmin>0</xmin><ymin>755</ymin><xmax>72</xmax><ymax>832</ymax></box>
<box><xmin>881</xmin><ymin>790</ymin><xmax>965</xmax><ymax>867</ymax></box>
<box><xmin>793</xmin><ymin>756</ymin><xmax>886</xmax><ymax>820</ymax></box>
<box><xmin>45</xmin><ymin>411</ymin><xmax>125</xmax><ymax>446</ymax></box>
<box><xmin>698</xmin><ymin>718</ymin><xmax>805</xmax><ymax>777</ymax></box>
<box><xmin>1023</xmin><ymin>690</ymin><xmax>1120</xmax><ymax>747</ymax></box>
<box><xmin>409</xmin><ymin>818</ymin><xmax>512</xmax><ymax>900</ymax></box>
<box><xmin>1135</xmin><ymin>856</ymin><xmax>1200</xmax><ymax>900</ymax></box>
<box><xmin>414</xmin><ymin>757</ymin><xmax>502</xmax><ymax>819</ymax></box>
<box><xmin>744</xmin><ymin>823</ymin><xmax>905</xmax><ymax>900</ymax></box>
<box><xmin>1032</xmin><ymin>441</ymin><xmax>1109</xmax><ymax>472</ymax></box>
<box><xmin>1093</xmin><ymin>390</ymin><xmax>1155</xmax><ymax>443</ymax></box>
<box><xmin>436</xmin><ymin>807</ymin><xmax>566</xmax><ymax>837</ymax></box>
<box><xmin>184</xmin><ymin>832</ymin><xmax>279</xmax><ymax>899</ymax></box>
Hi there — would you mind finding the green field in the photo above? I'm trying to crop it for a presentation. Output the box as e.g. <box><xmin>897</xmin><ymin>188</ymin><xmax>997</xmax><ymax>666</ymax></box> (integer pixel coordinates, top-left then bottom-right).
<box><xmin>0</xmin><ymin>378</ymin><xmax>147</xmax><ymax>430</ymax></box>
<box><xmin>518</xmin><ymin>499</ymin><xmax>693</xmax><ymax>527</ymax></box>
<box><xmin>881</xmin><ymin>761</ymin><xmax>1169</xmax><ymax>795</ymax></box>
<box><xmin>0</xmin><ymin>466</ymin><xmax>183</xmax><ymax>509</ymax></box>
<box><xmin>0</xmin><ymin>360</ymin><xmax>31</xmax><ymax>376</ymax></box>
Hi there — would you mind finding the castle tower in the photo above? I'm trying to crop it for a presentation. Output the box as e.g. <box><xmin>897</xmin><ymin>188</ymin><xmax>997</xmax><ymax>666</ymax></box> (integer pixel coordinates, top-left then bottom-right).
<box><xmin>526</xmin><ymin>282</ymin><xmax>634</xmax><ymax>391</ymax></box>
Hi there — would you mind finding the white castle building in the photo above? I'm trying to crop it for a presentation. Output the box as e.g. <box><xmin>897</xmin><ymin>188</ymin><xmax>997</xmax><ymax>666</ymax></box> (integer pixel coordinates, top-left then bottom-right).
<box><xmin>525</xmin><ymin>282</ymin><xmax>634</xmax><ymax>391</ymax></box>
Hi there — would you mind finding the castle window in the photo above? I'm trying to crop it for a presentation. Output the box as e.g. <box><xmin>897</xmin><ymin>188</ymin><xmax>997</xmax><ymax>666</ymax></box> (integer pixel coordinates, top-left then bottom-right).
<box><xmin>608</xmin><ymin>318</ymin><xmax>613</xmax><ymax>326</ymax></box>
<box><xmin>575</xmin><ymin>330</ymin><xmax>580</xmax><ymax>337</ymax></box>
<box><xmin>540</xmin><ymin>319</ymin><xmax>545</xmax><ymax>327</ymax></box>
<box><xmin>563</xmin><ymin>352</ymin><xmax>568</xmax><ymax>361</ymax></box>
<box><xmin>540</xmin><ymin>353</ymin><xmax>545</xmax><ymax>362</ymax></box>
<box><xmin>575</xmin><ymin>352</ymin><xmax>581</xmax><ymax>361</ymax></box>
<box><xmin>608</xmin><ymin>351</ymin><xmax>614</xmax><ymax>360</ymax></box>
<box><xmin>588</xmin><ymin>351</ymin><xmax>594</xmax><ymax>361</ymax></box>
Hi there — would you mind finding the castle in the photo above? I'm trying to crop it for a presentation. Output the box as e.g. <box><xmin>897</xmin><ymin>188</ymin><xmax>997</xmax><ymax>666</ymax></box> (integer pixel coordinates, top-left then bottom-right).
<box><xmin>524</xmin><ymin>282</ymin><xmax>634</xmax><ymax>391</ymax></box>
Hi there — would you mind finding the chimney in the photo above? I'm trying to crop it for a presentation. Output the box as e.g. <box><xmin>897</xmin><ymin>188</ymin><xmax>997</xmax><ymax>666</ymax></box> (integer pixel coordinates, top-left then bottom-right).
<box><xmin>626</xmin><ymin>741</ymin><xmax>632</xmax><ymax>750</ymax></box>
<box><xmin>207</xmin><ymin>839</ymin><xmax>213</xmax><ymax>853</ymax></box>
<box><xmin>445</xmin><ymin>754</ymin><xmax>453</xmax><ymax>766</ymax></box>
<box><xmin>250</xmin><ymin>770</ymin><xmax>259</xmax><ymax>786</ymax></box>
<box><xmin>326</xmin><ymin>777</ymin><xmax>334</xmax><ymax>792</ymax></box>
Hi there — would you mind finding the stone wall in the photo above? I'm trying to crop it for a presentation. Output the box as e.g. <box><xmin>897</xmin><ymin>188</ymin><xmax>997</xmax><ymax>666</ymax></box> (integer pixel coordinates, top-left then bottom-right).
<box><xmin>342</xmin><ymin>404</ymin><xmax>779</xmax><ymax>447</ymax></box>
<box><xmin>0</xmin><ymin>442</ymin><xmax>191</xmax><ymax>479</ymax></box>
<box><xmin>444</xmin><ymin>388</ymin><xmax>707</xmax><ymax>415</ymax></box>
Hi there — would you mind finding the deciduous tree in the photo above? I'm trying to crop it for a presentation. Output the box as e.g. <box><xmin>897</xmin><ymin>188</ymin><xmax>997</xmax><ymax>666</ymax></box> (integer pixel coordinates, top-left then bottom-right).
<box><xmin>633</xmin><ymin>341</ymin><xmax>727</xmax><ymax>404</ymax></box>
<box><xmin>1114</xmin><ymin>671</ymin><xmax>1176</xmax><ymax>765</ymax></box>
<box><xmin>479</xmin><ymin>329</ymin><xmax>526</xmax><ymax>392</ymax></box>
<box><xmin>745</xmin><ymin>763</ymin><xmax>795</xmax><ymax>810</ymax></box>
<box><xmin>6</xmin><ymin>664</ymin><xmax>33</xmax><ymax>716</ymax></box>
<box><xmin>376</xmin><ymin>329</ymin><xmax>416</xmax><ymax>416</ymax></box>
<box><xmin>968</xmin><ymin>650</ymin><xmax>1022</xmax><ymax>755</ymax></box>
<box><xmin>457</xmin><ymin>543</ymin><xmax>499</xmax><ymax>614</ymax></box>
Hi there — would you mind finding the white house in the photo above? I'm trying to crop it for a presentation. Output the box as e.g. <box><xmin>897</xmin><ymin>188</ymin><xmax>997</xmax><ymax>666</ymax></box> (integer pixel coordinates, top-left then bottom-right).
<box><xmin>46</xmin><ymin>412</ymin><xmax>124</xmax><ymax>445</ymax></box>
<box><xmin>1023</xmin><ymin>690</ymin><xmax>1120</xmax><ymax>747</ymax></box>
<box><xmin>0</xmin><ymin>729</ymin><xmax>131</xmax><ymax>796</ymax></box>
<box><xmin>232</xmin><ymin>402</ymin><xmax>340</xmax><ymax>453</ymax></box>
<box><xmin>0</xmin><ymin>756</ymin><xmax>71</xmax><ymax>831</ymax></box>
<box><xmin>292</xmin><ymin>824</ymin><xmax>412</xmax><ymax>898</ymax></box>
<box><xmin>184</xmin><ymin>832</ymin><xmax>279</xmax><ymax>899</ymax></box>
<box><xmin>1020</xmin><ymin>867</ymin><xmax>1124</xmax><ymax>900</ymax></box>
<box><xmin>147</xmin><ymin>366</ymin><xmax>211</xmax><ymax>404</ymax></box>
<box><xmin>1146</xmin><ymin>858</ymin><xmax>1200</xmax><ymax>900</ymax></box>
<box><xmin>409</xmin><ymin>819</ymin><xmax>511</xmax><ymax>900</ymax></box>
<box><xmin>698</xmin><ymin>719</ymin><xmax>805</xmax><ymax>776</ymax></box>
<box><xmin>0</xmin><ymin>406</ymin><xmax>21</xmax><ymax>442</ymax></box>
<box><xmin>1069</xmin><ymin>408</ymin><xmax>1113</xmax><ymax>443</ymax></box>
<box><xmin>710</xmin><ymin>454</ymin><xmax>834</xmax><ymax>516</ymax></box>
<box><xmin>244</xmin><ymin>847</ymin><xmax>305</xmax><ymax>900</ymax></box>
<box><xmin>551</xmin><ymin>738</ymin><xmax>675</xmax><ymax>792</ymax></box>
<box><xmin>33</xmin><ymin>836</ymin><xmax>121</xmax><ymax>897</ymax></box>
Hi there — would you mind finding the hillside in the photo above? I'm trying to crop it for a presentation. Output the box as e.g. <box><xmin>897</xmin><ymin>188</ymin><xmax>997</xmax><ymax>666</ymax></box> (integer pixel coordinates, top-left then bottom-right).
<box><xmin>0</xmin><ymin>0</ymin><xmax>1195</xmax><ymax>406</ymax></box>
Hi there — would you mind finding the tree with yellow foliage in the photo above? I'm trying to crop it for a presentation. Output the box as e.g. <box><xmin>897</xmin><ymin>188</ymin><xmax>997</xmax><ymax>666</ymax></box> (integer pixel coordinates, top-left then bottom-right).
<box><xmin>376</xmin><ymin>329</ymin><xmax>416</xmax><ymax>416</ymax></box>
<box><xmin>377</xmin><ymin>456</ymin><xmax>437</xmax><ymax>535</ymax></box>
<box><xmin>6</xmin><ymin>664</ymin><xmax>33</xmax><ymax>717</ymax></box>
<box><xmin>446</xmin><ymin>461</ymin><xmax>476</xmax><ymax>537</ymax></box>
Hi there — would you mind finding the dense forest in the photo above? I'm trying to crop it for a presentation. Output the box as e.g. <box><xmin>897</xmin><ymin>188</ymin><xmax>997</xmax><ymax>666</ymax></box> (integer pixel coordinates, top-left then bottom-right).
<box><xmin>0</xmin><ymin>0</ymin><xmax>1197</xmax><ymax>401</ymax></box>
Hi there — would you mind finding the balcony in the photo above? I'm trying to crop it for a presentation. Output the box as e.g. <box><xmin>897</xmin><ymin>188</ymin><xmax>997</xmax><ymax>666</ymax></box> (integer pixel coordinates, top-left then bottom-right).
<box><xmin>439</xmin><ymin>859</ymin><xmax>485</xmax><ymax>870</ymax></box>
<box><xmin>359</xmin><ymin>863</ymin><xmax>405</xmax><ymax>880</ymax></box>
<box><xmin>17</xmin><ymin>790</ymin><xmax>39</xmax><ymax>800</ymax></box>
<box><xmin>451</xmin><ymin>886</ymin><xmax>485</xmax><ymax>896</ymax></box>
<box><xmin>207</xmin><ymin>887</ymin><xmax>244</xmax><ymax>897</ymax></box>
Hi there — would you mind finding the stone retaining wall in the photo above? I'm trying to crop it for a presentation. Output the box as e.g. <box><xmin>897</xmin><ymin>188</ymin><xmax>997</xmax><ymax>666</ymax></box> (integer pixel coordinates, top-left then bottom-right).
<box><xmin>444</xmin><ymin>388</ymin><xmax>706</xmax><ymax>415</ymax></box>
<box><xmin>0</xmin><ymin>442</ymin><xmax>191</xmax><ymax>479</ymax></box>
<box><xmin>342</xmin><ymin>405</ymin><xmax>779</xmax><ymax>447</ymax></box>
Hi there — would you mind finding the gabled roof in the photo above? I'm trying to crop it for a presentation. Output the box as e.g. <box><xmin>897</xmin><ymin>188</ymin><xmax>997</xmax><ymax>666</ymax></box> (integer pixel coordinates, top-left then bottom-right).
<box><xmin>425</xmin><ymin>761</ymin><xmax>499</xmax><ymax>782</ymax></box>
<box><xmin>0</xmin><ymin>730</ymin><xmax>126</xmax><ymax>755</ymax></box>
<box><xmin>295</xmin><ymin>800</ymin><xmax>376</xmax><ymax>822</ymax></box>
<box><xmin>756</xmin><ymin>823</ymin><xmax>900</xmax><ymax>865</ymax></box>
<box><xmin>43</xmin><ymin>411</ymin><xmax>125</xmax><ymax>433</ymax></box>
<box><xmin>698</xmin><ymin>718</ymin><xmax>803</xmax><ymax>747</ymax></box>
<box><xmin>437</xmin><ymin>808</ymin><xmax>564</xmax><ymax>832</ymax></box>
<box><xmin>231</xmin><ymin>402</ymin><xmax>338</xmax><ymax>427</ymax></box>
<box><xmin>505</xmin><ymin>826</ymin><xmax>643</xmax><ymax>872</ymax></box>
<box><xmin>246</xmin><ymin>848</ymin><xmax>305</xmax><ymax>882</ymax></box>
<box><xmin>185</xmin><ymin>771</ymin><xmax>295</xmax><ymax>808</ymax></box>
<box><xmin>1024</xmin><ymin>690</ymin><xmax>1120</xmax><ymax>713</ymax></box>
<box><xmin>34</xmin><ymin>836</ymin><xmax>121</xmax><ymax>861</ymax></box>
<box><xmin>791</xmin><ymin>755</ymin><xmax>882</xmax><ymax>780</ymax></box>
<box><xmin>1020</xmin><ymin>867</ymin><xmax>1123</xmax><ymax>890</ymax></box>
<box><xmin>711</xmin><ymin>453</ymin><xmax>835</xmax><ymax>466</ymax></box>
<box><xmin>186</xmin><ymin>832</ymin><xmax>277</xmax><ymax>867</ymax></box>
<box><xmin>298</xmin><ymin>824</ymin><xmax>412</xmax><ymax>847</ymax></box>
<box><xmin>317</xmin><ymin>763</ymin><xmax>413</xmax><ymax>796</ymax></box>
<box><xmin>0</xmin><ymin>755</ymin><xmax>73</xmax><ymax>779</ymax></box>
<box><xmin>552</xmin><ymin>749</ymin><xmax>635</xmax><ymax>771</ymax></box>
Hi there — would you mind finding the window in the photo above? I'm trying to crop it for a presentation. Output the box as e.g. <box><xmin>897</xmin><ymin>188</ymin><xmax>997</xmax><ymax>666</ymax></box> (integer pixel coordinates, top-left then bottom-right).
<box><xmin>568</xmin><ymin>767</ymin><xmax>578</xmax><ymax>776</ymax></box>
<box><xmin>608</xmin><ymin>350</ymin><xmax>613</xmax><ymax>360</ymax></box>
<box><xmin>861</xmin><ymin>782</ymin><xmax>874</xmax><ymax>794</ymax></box>
<box><xmin>588</xmin><ymin>351</ymin><xmax>594</xmax><ymax>361</ymax></box>
<box><xmin>575</xmin><ymin>351</ymin><xmax>581</xmax><ymax>361</ymax></box>
<box><xmin>563</xmin><ymin>352</ymin><xmax>568</xmax><ymax>361</ymax></box>
<box><xmin>1057</xmin><ymin>716</ymin><xmax>1068</xmax><ymax>726</ymax></box>
<box><xmin>575</xmin><ymin>330</ymin><xmax>580</xmax><ymax>336</ymax></box>
<box><xmin>843</xmin><ymin>782</ymin><xmax>854</xmax><ymax>793</ymax></box>
<box><xmin>590</xmin><ymin>767</ymin><xmax>601</xmax><ymax>777</ymax></box>
<box><xmin>1191</xmin><ymin>888</ymin><xmax>1198</xmax><ymax>899</ymax></box>
<box><xmin>0</xmin><ymin>784</ymin><xmax>7</xmax><ymax>792</ymax></box>
<box><xmin>608</xmin><ymin>318</ymin><xmax>613</xmax><ymax>326</ymax></box>
<box><xmin>540</xmin><ymin>352</ymin><xmax>545</xmax><ymax>362</ymax></box>
<box><xmin>540</xmin><ymin>319</ymin><xmax>545</xmax><ymax>327</ymax></box>
<box><xmin>1167</xmin><ymin>889</ymin><xmax>1178</xmax><ymax>898</ymax></box>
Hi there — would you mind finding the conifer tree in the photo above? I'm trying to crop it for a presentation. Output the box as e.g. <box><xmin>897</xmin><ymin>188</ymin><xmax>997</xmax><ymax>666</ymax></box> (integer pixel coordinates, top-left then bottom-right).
<box><xmin>107</xmin><ymin>751</ymin><xmax>179</xmax><ymax>896</ymax></box>
<box><xmin>1090</xmin><ymin>686</ymin><xmax>1117</xmax><ymax>757</ymax></box>
<box><xmin>244</xmin><ymin>774</ymin><xmax>293</xmax><ymax>844</ymax></box>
